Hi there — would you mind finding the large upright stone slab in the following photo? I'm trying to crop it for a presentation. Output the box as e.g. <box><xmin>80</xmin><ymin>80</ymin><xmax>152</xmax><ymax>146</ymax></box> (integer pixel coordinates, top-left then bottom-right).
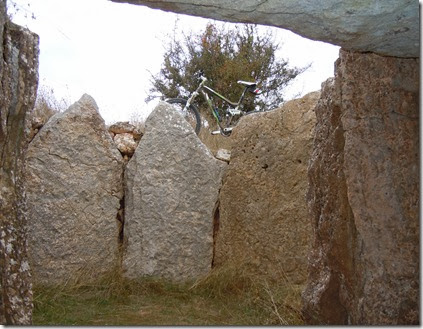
<box><xmin>302</xmin><ymin>50</ymin><xmax>419</xmax><ymax>325</ymax></box>
<box><xmin>0</xmin><ymin>0</ymin><xmax>39</xmax><ymax>323</ymax></box>
<box><xmin>111</xmin><ymin>0</ymin><xmax>418</xmax><ymax>58</ymax></box>
<box><xmin>25</xmin><ymin>94</ymin><xmax>124</xmax><ymax>284</ymax></box>
<box><xmin>214</xmin><ymin>92</ymin><xmax>318</xmax><ymax>283</ymax></box>
<box><xmin>123</xmin><ymin>102</ymin><xmax>226</xmax><ymax>281</ymax></box>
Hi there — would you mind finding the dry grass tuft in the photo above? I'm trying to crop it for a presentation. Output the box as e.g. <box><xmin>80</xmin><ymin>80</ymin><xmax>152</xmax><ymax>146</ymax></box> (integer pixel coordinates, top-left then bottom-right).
<box><xmin>190</xmin><ymin>260</ymin><xmax>257</xmax><ymax>297</ymax></box>
<box><xmin>31</xmin><ymin>85</ymin><xmax>70</xmax><ymax>124</ymax></box>
<box><xmin>190</xmin><ymin>261</ymin><xmax>305</xmax><ymax>325</ymax></box>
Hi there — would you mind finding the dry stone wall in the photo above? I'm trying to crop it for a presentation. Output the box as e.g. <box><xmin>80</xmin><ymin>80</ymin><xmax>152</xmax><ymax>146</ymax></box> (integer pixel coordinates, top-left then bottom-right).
<box><xmin>214</xmin><ymin>92</ymin><xmax>319</xmax><ymax>283</ymax></box>
<box><xmin>25</xmin><ymin>94</ymin><xmax>124</xmax><ymax>284</ymax></box>
<box><xmin>123</xmin><ymin>102</ymin><xmax>226</xmax><ymax>281</ymax></box>
<box><xmin>0</xmin><ymin>0</ymin><xmax>39</xmax><ymax>323</ymax></box>
<box><xmin>302</xmin><ymin>49</ymin><xmax>419</xmax><ymax>325</ymax></box>
<box><xmin>108</xmin><ymin>121</ymin><xmax>143</xmax><ymax>162</ymax></box>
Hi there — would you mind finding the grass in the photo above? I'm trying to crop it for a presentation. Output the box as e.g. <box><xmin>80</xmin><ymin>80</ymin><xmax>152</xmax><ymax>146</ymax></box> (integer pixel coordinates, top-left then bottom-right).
<box><xmin>33</xmin><ymin>265</ymin><xmax>305</xmax><ymax>326</ymax></box>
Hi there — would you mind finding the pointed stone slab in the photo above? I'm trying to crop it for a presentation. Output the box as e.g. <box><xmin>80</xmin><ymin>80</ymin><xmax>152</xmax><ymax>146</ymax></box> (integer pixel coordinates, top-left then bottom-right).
<box><xmin>25</xmin><ymin>94</ymin><xmax>124</xmax><ymax>284</ymax></box>
<box><xmin>123</xmin><ymin>102</ymin><xmax>226</xmax><ymax>281</ymax></box>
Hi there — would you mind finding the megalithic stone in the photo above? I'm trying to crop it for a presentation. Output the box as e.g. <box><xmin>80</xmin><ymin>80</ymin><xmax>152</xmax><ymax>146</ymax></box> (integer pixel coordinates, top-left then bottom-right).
<box><xmin>0</xmin><ymin>0</ymin><xmax>39</xmax><ymax>324</ymax></box>
<box><xmin>214</xmin><ymin>91</ymin><xmax>319</xmax><ymax>284</ymax></box>
<box><xmin>123</xmin><ymin>102</ymin><xmax>226</xmax><ymax>281</ymax></box>
<box><xmin>302</xmin><ymin>50</ymin><xmax>419</xmax><ymax>325</ymax></box>
<box><xmin>25</xmin><ymin>94</ymin><xmax>124</xmax><ymax>285</ymax></box>
<box><xmin>109</xmin><ymin>0</ymin><xmax>418</xmax><ymax>58</ymax></box>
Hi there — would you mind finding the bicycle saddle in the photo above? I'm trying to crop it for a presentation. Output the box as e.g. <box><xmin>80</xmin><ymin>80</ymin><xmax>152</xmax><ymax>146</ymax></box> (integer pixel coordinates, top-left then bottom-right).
<box><xmin>237</xmin><ymin>80</ymin><xmax>256</xmax><ymax>87</ymax></box>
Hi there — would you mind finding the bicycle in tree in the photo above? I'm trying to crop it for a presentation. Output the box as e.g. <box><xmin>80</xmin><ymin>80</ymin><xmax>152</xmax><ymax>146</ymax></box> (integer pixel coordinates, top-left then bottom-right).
<box><xmin>165</xmin><ymin>73</ymin><xmax>263</xmax><ymax>137</ymax></box>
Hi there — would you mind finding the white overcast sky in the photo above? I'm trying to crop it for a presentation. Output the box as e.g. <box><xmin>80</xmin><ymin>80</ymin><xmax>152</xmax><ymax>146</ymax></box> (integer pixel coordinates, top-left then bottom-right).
<box><xmin>8</xmin><ymin>0</ymin><xmax>340</xmax><ymax>124</ymax></box>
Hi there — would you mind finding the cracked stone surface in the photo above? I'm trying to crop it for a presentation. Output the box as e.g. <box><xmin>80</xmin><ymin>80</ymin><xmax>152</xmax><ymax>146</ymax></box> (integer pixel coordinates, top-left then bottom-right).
<box><xmin>0</xmin><ymin>0</ymin><xmax>39</xmax><ymax>324</ymax></box>
<box><xmin>111</xmin><ymin>0</ymin><xmax>418</xmax><ymax>58</ymax></box>
<box><xmin>123</xmin><ymin>102</ymin><xmax>226</xmax><ymax>281</ymax></box>
<box><xmin>25</xmin><ymin>94</ymin><xmax>124</xmax><ymax>285</ymax></box>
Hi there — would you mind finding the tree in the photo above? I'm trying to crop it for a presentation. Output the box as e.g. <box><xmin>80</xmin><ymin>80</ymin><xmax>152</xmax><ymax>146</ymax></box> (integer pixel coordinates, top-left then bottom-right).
<box><xmin>147</xmin><ymin>22</ymin><xmax>308</xmax><ymax>126</ymax></box>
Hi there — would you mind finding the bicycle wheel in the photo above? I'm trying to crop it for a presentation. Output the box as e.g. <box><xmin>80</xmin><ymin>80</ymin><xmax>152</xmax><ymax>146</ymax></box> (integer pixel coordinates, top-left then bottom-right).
<box><xmin>165</xmin><ymin>98</ymin><xmax>201</xmax><ymax>135</ymax></box>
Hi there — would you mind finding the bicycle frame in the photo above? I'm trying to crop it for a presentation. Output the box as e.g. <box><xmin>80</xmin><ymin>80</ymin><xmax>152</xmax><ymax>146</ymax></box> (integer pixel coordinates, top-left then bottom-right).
<box><xmin>184</xmin><ymin>76</ymin><xmax>252</xmax><ymax>133</ymax></box>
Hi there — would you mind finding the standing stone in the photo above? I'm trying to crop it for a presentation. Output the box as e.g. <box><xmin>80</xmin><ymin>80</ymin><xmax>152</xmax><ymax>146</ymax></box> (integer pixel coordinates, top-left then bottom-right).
<box><xmin>123</xmin><ymin>102</ymin><xmax>226</xmax><ymax>281</ymax></box>
<box><xmin>302</xmin><ymin>49</ymin><xmax>419</xmax><ymax>325</ymax></box>
<box><xmin>0</xmin><ymin>0</ymin><xmax>39</xmax><ymax>324</ymax></box>
<box><xmin>25</xmin><ymin>94</ymin><xmax>124</xmax><ymax>284</ymax></box>
<box><xmin>214</xmin><ymin>92</ymin><xmax>319</xmax><ymax>283</ymax></box>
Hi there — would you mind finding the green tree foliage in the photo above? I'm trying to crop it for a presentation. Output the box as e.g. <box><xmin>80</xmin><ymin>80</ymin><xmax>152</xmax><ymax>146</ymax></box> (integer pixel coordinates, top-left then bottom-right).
<box><xmin>147</xmin><ymin>23</ymin><xmax>308</xmax><ymax>121</ymax></box>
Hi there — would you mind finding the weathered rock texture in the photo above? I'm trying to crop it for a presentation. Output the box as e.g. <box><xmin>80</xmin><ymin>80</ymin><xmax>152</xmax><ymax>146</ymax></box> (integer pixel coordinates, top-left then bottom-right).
<box><xmin>110</xmin><ymin>0</ymin><xmax>418</xmax><ymax>58</ymax></box>
<box><xmin>123</xmin><ymin>102</ymin><xmax>226</xmax><ymax>281</ymax></box>
<box><xmin>0</xmin><ymin>0</ymin><xmax>39</xmax><ymax>324</ymax></box>
<box><xmin>25</xmin><ymin>94</ymin><xmax>124</xmax><ymax>284</ymax></box>
<box><xmin>302</xmin><ymin>49</ymin><xmax>419</xmax><ymax>325</ymax></box>
<box><xmin>214</xmin><ymin>92</ymin><xmax>319</xmax><ymax>283</ymax></box>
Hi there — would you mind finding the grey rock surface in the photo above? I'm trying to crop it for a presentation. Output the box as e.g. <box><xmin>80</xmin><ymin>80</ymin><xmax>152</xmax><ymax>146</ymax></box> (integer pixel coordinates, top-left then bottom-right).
<box><xmin>123</xmin><ymin>102</ymin><xmax>226</xmax><ymax>281</ymax></box>
<box><xmin>111</xmin><ymin>0</ymin><xmax>418</xmax><ymax>58</ymax></box>
<box><xmin>25</xmin><ymin>94</ymin><xmax>124</xmax><ymax>285</ymax></box>
<box><xmin>0</xmin><ymin>2</ymin><xmax>39</xmax><ymax>324</ymax></box>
